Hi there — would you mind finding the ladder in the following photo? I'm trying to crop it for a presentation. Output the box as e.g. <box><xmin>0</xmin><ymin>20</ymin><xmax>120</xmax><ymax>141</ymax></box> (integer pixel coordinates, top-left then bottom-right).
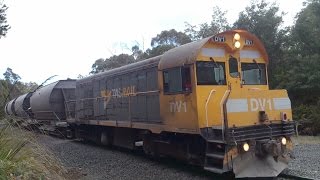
<box><xmin>204</xmin><ymin>139</ymin><xmax>227</xmax><ymax>174</ymax></box>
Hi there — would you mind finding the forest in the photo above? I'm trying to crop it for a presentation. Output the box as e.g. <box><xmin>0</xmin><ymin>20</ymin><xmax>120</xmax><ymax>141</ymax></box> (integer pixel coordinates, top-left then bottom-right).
<box><xmin>1</xmin><ymin>0</ymin><xmax>320</xmax><ymax>133</ymax></box>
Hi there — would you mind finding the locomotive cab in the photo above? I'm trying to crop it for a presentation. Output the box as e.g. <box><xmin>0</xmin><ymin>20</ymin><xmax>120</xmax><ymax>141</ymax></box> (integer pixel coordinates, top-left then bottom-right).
<box><xmin>195</xmin><ymin>31</ymin><xmax>294</xmax><ymax>178</ymax></box>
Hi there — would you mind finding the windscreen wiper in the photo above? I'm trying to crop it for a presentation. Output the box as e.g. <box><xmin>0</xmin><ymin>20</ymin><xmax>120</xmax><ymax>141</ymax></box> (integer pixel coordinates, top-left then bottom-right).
<box><xmin>210</xmin><ymin>57</ymin><xmax>219</xmax><ymax>68</ymax></box>
<box><xmin>253</xmin><ymin>59</ymin><xmax>262</xmax><ymax>71</ymax></box>
<box><xmin>253</xmin><ymin>59</ymin><xmax>262</xmax><ymax>81</ymax></box>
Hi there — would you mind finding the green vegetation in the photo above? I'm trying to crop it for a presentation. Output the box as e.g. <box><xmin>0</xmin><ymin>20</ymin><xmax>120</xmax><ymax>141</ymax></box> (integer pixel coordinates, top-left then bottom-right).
<box><xmin>1</xmin><ymin>3</ymin><xmax>67</xmax><ymax>179</ymax></box>
<box><xmin>0</xmin><ymin>2</ymin><xmax>10</xmax><ymax>38</ymax></box>
<box><xmin>0</xmin><ymin>68</ymin><xmax>38</xmax><ymax>119</ymax></box>
<box><xmin>0</xmin><ymin>120</ymin><xmax>68</xmax><ymax>179</ymax></box>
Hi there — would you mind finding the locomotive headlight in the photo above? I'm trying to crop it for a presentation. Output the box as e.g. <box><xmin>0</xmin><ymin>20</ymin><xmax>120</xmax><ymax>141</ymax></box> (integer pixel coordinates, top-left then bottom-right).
<box><xmin>281</xmin><ymin>137</ymin><xmax>287</xmax><ymax>145</ymax></box>
<box><xmin>234</xmin><ymin>33</ymin><xmax>241</xmax><ymax>41</ymax></box>
<box><xmin>243</xmin><ymin>142</ymin><xmax>250</xmax><ymax>152</ymax></box>
<box><xmin>234</xmin><ymin>41</ymin><xmax>241</xmax><ymax>48</ymax></box>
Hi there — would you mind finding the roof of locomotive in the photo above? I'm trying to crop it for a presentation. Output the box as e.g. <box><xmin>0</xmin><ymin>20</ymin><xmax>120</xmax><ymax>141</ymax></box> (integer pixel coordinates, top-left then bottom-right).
<box><xmin>159</xmin><ymin>29</ymin><xmax>268</xmax><ymax>70</ymax></box>
<box><xmin>78</xmin><ymin>55</ymin><xmax>161</xmax><ymax>84</ymax></box>
<box><xmin>78</xmin><ymin>30</ymin><xmax>268</xmax><ymax>83</ymax></box>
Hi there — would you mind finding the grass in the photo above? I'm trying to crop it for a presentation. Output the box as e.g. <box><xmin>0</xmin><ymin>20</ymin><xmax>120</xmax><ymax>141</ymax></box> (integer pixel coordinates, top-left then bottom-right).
<box><xmin>292</xmin><ymin>135</ymin><xmax>320</xmax><ymax>145</ymax></box>
<box><xmin>0</xmin><ymin>118</ymin><xmax>69</xmax><ymax>180</ymax></box>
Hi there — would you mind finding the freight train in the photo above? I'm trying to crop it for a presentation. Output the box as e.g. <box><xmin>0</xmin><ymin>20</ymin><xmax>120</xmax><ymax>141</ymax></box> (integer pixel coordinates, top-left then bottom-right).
<box><xmin>5</xmin><ymin>30</ymin><xmax>295</xmax><ymax>178</ymax></box>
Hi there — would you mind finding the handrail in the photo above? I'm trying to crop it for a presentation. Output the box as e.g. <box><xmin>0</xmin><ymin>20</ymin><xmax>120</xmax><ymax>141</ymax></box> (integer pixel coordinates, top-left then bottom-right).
<box><xmin>77</xmin><ymin>90</ymin><xmax>160</xmax><ymax>102</ymax></box>
<box><xmin>248</xmin><ymin>88</ymin><xmax>261</xmax><ymax>91</ymax></box>
<box><xmin>205</xmin><ymin>89</ymin><xmax>216</xmax><ymax>128</ymax></box>
<box><xmin>220</xmin><ymin>90</ymin><xmax>230</xmax><ymax>141</ymax></box>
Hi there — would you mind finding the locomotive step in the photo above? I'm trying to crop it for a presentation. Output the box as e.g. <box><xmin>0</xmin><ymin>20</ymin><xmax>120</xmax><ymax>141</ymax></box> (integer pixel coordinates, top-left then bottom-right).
<box><xmin>206</xmin><ymin>139</ymin><xmax>225</xmax><ymax>144</ymax></box>
<box><xmin>205</xmin><ymin>153</ymin><xmax>225</xmax><ymax>159</ymax></box>
<box><xmin>203</xmin><ymin>166</ymin><xmax>226</xmax><ymax>174</ymax></box>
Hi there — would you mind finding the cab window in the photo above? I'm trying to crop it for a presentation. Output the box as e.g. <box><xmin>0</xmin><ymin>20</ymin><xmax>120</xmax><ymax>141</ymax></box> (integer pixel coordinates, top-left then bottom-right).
<box><xmin>163</xmin><ymin>67</ymin><xmax>191</xmax><ymax>94</ymax></box>
<box><xmin>241</xmin><ymin>63</ymin><xmax>267</xmax><ymax>85</ymax></box>
<box><xmin>229</xmin><ymin>57</ymin><xmax>239</xmax><ymax>78</ymax></box>
<box><xmin>196</xmin><ymin>61</ymin><xmax>226</xmax><ymax>85</ymax></box>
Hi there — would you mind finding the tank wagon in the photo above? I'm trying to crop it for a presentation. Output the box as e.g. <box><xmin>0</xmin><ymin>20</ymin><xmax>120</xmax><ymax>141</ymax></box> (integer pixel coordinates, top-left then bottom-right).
<box><xmin>13</xmin><ymin>93</ymin><xmax>33</xmax><ymax>119</ymax></box>
<box><xmin>30</xmin><ymin>80</ymin><xmax>76</xmax><ymax>127</ymax></box>
<box><xmin>6</xmin><ymin>98</ymin><xmax>17</xmax><ymax>116</ymax></box>
<box><xmin>70</xmin><ymin>30</ymin><xmax>294</xmax><ymax>178</ymax></box>
<box><xmin>5</xmin><ymin>80</ymin><xmax>76</xmax><ymax>134</ymax></box>
<box><xmin>4</xmin><ymin>103</ymin><xmax>9</xmax><ymax>116</ymax></box>
<box><xmin>6</xmin><ymin>30</ymin><xmax>295</xmax><ymax>178</ymax></box>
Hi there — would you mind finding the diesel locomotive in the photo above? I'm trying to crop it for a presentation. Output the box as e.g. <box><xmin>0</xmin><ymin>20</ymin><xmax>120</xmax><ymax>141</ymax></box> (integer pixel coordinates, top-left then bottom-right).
<box><xmin>5</xmin><ymin>30</ymin><xmax>295</xmax><ymax>178</ymax></box>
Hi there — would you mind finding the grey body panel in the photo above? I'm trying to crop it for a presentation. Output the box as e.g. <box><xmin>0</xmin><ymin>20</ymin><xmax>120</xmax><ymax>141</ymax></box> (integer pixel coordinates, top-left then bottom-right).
<box><xmin>76</xmin><ymin>56</ymin><xmax>161</xmax><ymax>123</ymax></box>
<box><xmin>14</xmin><ymin>93</ymin><xmax>29</xmax><ymax>118</ymax></box>
<box><xmin>7</xmin><ymin>98</ymin><xmax>17</xmax><ymax>116</ymax></box>
<box><xmin>4</xmin><ymin>103</ymin><xmax>8</xmax><ymax>115</ymax></box>
<box><xmin>30</xmin><ymin>80</ymin><xmax>76</xmax><ymax>122</ymax></box>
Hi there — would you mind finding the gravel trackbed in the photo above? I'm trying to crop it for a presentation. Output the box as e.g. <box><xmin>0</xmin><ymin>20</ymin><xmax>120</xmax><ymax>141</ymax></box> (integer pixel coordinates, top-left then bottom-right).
<box><xmin>37</xmin><ymin>135</ymin><xmax>320</xmax><ymax>180</ymax></box>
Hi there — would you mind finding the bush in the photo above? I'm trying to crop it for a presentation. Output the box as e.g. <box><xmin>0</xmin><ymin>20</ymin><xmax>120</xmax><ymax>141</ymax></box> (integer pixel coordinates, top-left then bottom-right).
<box><xmin>0</xmin><ymin>119</ymin><xmax>68</xmax><ymax>179</ymax></box>
<box><xmin>293</xmin><ymin>103</ymin><xmax>320</xmax><ymax>135</ymax></box>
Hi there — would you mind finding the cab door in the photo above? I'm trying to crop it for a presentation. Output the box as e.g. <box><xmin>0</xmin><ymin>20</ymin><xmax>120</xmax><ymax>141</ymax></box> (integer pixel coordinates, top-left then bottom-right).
<box><xmin>159</xmin><ymin>65</ymin><xmax>199</xmax><ymax>133</ymax></box>
<box><xmin>225</xmin><ymin>54</ymin><xmax>248</xmax><ymax>128</ymax></box>
<box><xmin>227</xmin><ymin>55</ymin><xmax>242</xmax><ymax>90</ymax></box>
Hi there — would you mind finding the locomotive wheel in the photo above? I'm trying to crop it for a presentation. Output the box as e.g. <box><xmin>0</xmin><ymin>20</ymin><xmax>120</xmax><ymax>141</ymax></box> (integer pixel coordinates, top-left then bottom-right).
<box><xmin>143</xmin><ymin>136</ymin><xmax>158</xmax><ymax>158</ymax></box>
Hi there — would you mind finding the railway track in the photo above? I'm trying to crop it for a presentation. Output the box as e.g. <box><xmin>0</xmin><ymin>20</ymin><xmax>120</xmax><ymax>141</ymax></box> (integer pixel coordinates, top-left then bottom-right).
<box><xmin>2</xmin><ymin>123</ymin><xmax>316</xmax><ymax>180</ymax></box>
<box><xmin>33</xmin><ymin>132</ymin><xmax>316</xmax><ymax>180</ymax></box>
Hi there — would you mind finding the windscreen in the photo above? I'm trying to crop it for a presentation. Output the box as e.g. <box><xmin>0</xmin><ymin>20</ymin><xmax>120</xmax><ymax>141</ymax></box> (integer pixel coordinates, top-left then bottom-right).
<box><xmin>241</xmin><ymin>63</ymin><xmax>267</xmax><ymax>85</ymax></box>
<box><xmin>196</xmin><ymin>61</ymin><xmax>226</xmax><ymax>85</ymax></box>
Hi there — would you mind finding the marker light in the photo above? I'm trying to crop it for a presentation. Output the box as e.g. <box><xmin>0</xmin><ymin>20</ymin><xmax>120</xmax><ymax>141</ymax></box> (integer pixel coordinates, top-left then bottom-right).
<box><xmin>243</xmin><ymin>143</ymin><xmax>250</xmax><ymax>152</ymax></box>
<box><xmin>234</xmin><ymin>33</ymin><xmax>241</xmax><ymax>41</ymax></box>
<box><xmin>281</xmin><ymin>112</ymin><xmax>288</xmax><ymax>121</ymax></box>
<box><xmin>283</xmin><ymin>113</ymin><xmax>287</xmax><ymax>120</ymax></box>
<box><xmin>281</xmin><ymin>137</ymin><xmax>287</xmax><ymax>145</ymax></box>
<box><xmin>235</xmin><ymin>41</ymin><xmax>241</xmax><ymax>48</ymax></box>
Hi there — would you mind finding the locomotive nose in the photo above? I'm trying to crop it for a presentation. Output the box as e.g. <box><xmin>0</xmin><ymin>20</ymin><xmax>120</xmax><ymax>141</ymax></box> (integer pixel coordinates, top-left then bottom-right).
<box><xmin>256</xmin><ymin>139</ymin><xmax>283</xmax><ymax>159</ymax></box>
<box><xmin>232</xmin><ymin>138</ymin><xmax>292</xmax><ymax>178</ymax></box>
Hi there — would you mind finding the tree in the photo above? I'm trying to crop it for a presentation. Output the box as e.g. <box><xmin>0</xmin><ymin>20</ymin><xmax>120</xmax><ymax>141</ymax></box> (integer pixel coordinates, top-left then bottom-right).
<box><xmin>151</xmin><ymin>29</ymin><xmax>191</xmax><ymax>47</ymax></box>
<box><xmin>185</xmin><ymin>6</ymin><xmax>230</xmax><ymax>40</ymax></box>
<box><xmin>91</xmin><ymin>58</ymin><xmax>107</xmax><ymax>74</ymax></box>
<box><xmin>279</xmin><ymin>0</ymin><xmax>320</xmax><ymax>134</ymax></box>
<box><xmin>20</xmin><ymin>82</ymin><xmax>38</xmax><ymax>93</ymax></box>
<box><xmin>3</xmin><ymin>68</ymin><xmax>21</xmax><ymax>84</ymax></box>
<box><xmin>233</xmin><ymin>0</ymin><xmax>286</xmax><ymax>88</ymax></box>
<box><xmin>90</xmin><ymin>54</ymin><xmax>135</xmax><ymax>74</ymax></box>
<box><xmin>0</xmin><ymin>68</ymin><xmax>36</xmax><ymax>118</ymax></box>
<box><xmin>291</xmin><ymin>0</ymin><xmax>320</xmax><ymax>56</ymax></box>
<box><xmin>144</xmin><ymin>45</ymin><xmax>174</xmax><ymax>58</ymax></box>
<box><xmin>1</xmin><ymin>68</ymin><xmax>22</xmax><ymax>102</ymax></box>
<box><xmin>131</xmin><ymin>45</ymin><xmax>148</xmax><ymax>61</ymax></box>
<box><xmin>144</xmin><ymin>29</ymin><xmax>192</xmax><ymax>58</ymax></box>
<box><xmin>282</xmin><ymin>0</ymin><xmax>320</xmax><ymax>93</ymax></box>
<box><xmin>0</xmin><ymin>3</ymin><xmax>10</xmax><ymax>38</ymax></box>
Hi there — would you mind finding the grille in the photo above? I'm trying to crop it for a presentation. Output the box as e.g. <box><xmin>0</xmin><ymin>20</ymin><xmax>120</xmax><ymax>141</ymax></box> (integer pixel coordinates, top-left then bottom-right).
<box><xmin>228</xmin><ymin>121</ymin><xmax>295</xmax><ymax>142</ymax></box>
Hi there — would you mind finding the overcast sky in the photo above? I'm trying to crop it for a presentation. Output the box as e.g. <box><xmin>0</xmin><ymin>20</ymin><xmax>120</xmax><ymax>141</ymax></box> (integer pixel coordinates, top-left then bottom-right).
<box><xmin>0</xmin><ymin>0</ymin><xmax>304</xmax><ymax>84</ymax></box>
